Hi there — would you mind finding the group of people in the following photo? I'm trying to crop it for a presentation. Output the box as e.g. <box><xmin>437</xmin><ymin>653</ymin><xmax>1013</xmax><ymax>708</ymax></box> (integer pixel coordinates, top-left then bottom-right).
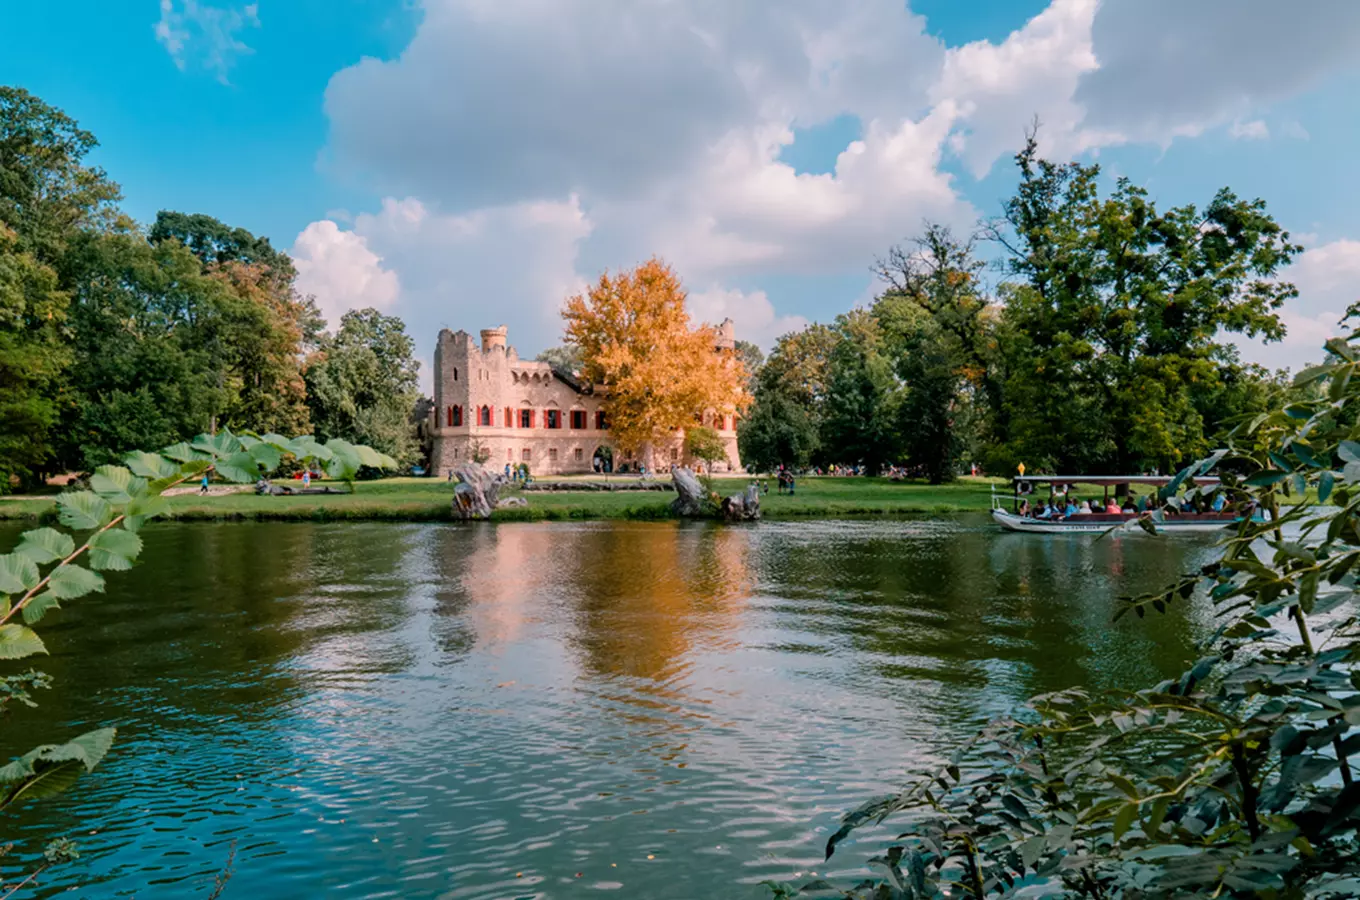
<box><xmin>1018</xmin><ymin>490</ymin><xmax>1227</xmax><ymax>519</ymax></box>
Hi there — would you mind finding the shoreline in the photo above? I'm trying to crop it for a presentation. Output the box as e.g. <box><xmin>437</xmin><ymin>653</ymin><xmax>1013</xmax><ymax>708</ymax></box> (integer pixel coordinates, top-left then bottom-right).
<box><xmin>0</xmin><ymin>475</ymin><xmax>1005</xmax><ymax>524</ymax></box>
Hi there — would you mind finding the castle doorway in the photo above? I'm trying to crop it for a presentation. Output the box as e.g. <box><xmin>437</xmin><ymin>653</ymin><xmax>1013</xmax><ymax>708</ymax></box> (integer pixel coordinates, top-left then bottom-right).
<box><xmin>592</xmin><ymin>446</ymin><xmax>614</xmax><ymax>474</ymax></box>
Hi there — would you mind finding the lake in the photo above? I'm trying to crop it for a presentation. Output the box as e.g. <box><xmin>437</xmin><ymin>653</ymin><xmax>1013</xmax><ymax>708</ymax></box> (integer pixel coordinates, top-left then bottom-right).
<box><xmin>1</xmin><ymin>517</ymin><xmax>1221</xmax><ymax>898</ymax></box>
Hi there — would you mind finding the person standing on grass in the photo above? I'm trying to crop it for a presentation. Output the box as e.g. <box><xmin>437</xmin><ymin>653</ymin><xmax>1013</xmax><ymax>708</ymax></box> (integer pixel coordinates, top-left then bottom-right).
<box><xmin>303</xmin><ymin>470</ymin><xmax>311</xmax><ymax>489</ymax></box>
<box><xmin>199</xmin><ymin>473</ymin><xmax>210</xmax><ymax>494</ymax></box>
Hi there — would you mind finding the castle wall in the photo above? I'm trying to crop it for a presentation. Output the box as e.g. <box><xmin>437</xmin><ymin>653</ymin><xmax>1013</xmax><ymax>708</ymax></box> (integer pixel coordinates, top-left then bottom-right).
<box><xmin>430</xmin><ymin>324</ymin><xmax>742</xmax><ymax>478</ymax></box>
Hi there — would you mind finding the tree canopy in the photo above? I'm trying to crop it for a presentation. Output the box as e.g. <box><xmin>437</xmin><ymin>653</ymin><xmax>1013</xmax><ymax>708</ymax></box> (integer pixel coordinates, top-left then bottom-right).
<box><xmin>563</xmin><ymin>258</ymin><xmax>749</xmax><ymax>466</ymax></box>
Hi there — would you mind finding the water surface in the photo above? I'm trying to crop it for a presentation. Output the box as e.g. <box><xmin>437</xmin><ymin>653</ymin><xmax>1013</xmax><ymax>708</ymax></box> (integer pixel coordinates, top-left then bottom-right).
<box><xmin>1</xmin><ymin>517</ymin><xmax>1219</xmax><ymax>898</ymax></box>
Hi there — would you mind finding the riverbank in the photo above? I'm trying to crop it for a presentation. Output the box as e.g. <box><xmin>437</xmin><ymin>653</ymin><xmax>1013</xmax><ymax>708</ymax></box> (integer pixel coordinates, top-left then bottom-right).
<box><xmin>0</xmin><ymin>475</ymin><xmax>1006</xmax><ymax>522</ymax></box>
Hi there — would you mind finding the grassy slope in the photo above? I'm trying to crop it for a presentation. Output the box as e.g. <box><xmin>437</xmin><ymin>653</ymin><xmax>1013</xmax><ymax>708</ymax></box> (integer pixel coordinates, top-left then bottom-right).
<box><xmin>0</xmin><ymin>475</ymin><xmax>1011</xmax><ymax>523</ymax></box>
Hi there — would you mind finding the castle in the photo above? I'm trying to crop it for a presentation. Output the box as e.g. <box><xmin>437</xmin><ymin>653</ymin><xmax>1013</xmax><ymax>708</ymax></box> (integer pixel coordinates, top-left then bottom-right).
<box><xmin>430</xmin><ymin>323</ymin><xmax>742</xmax><ymax>477</ymax></box>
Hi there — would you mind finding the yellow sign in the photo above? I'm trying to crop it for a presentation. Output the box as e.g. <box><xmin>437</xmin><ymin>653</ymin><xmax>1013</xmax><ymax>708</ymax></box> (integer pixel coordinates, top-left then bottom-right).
<box><xmin>1018</xmin><ymin>462</ymin><xmax>1026</xmax><ymax>477</ymax></box>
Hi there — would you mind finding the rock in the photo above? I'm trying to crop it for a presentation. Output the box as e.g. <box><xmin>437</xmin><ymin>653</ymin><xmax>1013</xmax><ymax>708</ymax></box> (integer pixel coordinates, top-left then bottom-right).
<box><xmin>721</xmin><ymin>483</ymin><xmax>761</xmax><ymax>521</ymax></box>
<box><xmin>452</xmin><ymin>463</ymin><xmax>510</xmax><ymax>520</ymax></box>
<box><xmin>497</xmin><ymin>497</ymin><xmax>528</xmax><ymax>508</ymax></box>
<box><xmin>670</xmin><ymin>467</ymin><xmax>711</xmax><ymax>517</ymax></box>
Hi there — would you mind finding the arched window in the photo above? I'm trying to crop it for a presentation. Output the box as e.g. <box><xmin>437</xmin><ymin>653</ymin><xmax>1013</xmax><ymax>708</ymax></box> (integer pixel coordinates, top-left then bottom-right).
<box><xmin>450</xmin><ymin>405</ymin><xmax>463</xmax><ymax>427</ymax></box>
<box><xmin>479</xmin><ymin>405</ymin><xmax>492</xmax><ymax>426</ymax></box>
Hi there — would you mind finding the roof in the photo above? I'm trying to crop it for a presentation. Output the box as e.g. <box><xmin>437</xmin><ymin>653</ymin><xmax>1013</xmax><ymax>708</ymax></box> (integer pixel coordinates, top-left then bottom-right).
<box><xmin>549</xmin><ymin>365</ymin><xmax>593</xmax><ymax>395</ymax></box>
<box><xmin>1012</xmin><ymin>475</ymin><xmax>1221</xmax><ymax>487</ymax></box>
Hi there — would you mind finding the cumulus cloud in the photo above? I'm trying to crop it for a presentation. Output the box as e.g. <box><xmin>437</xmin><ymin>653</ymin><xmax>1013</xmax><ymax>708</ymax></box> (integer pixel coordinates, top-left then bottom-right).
<box><xmin>310</xmin><ymin>0</ymin><xmax>1360</xmax><ymax>385</ymax></box>
<box><xmin>687</xmin><ymin>286</ymin><xmax>809</xmax><ymax>351</ymax></box>
<box><xmin>154</xmin><ymin>0</ymin><xmax>259</xmax><ymax>83</ymax></box>
<box><xmin>1235</xmin><ymin>239</ymin><xmax>1360</xmax><ymax>372</ymax></box>
<box><xmin>294</xmin><ymin>196</ymin><xmax>593</xmax><ymax>391</ymax></box>
<box><xmin>1229</xmin><ymin>119</ymin><xmax>1270</xmax><ymax>141</ymax></box>
<box><xmin>1076</xmin><ymin>0</ymin><xmax>1360</xmax><ymax>144</ymax></box>
<box><xmin>292</xmin><ymin>220</ymin><xmax>401</xmax><ymax>326</ymax></box>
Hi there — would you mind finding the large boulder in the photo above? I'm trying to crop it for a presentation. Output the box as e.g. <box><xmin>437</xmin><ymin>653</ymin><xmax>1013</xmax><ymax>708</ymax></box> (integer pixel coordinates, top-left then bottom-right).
<box><xmin>452</xmin><ymin>464</ymin><xmax>510</xmax><ymax>520</ymax></box>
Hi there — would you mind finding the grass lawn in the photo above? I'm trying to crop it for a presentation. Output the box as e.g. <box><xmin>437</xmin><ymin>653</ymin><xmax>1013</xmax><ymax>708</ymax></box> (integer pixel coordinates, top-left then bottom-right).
<box><xmin>0</xmin><ymin>475</ymin><xmax>1011</xmax><ymax>523</ymax></box>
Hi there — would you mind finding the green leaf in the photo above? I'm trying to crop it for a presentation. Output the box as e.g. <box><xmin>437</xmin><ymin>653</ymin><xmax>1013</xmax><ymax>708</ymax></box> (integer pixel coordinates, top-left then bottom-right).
<box><xmin>123</xmin><ymin>494</ymin><xmax>171</xmax><ymax>533</ymax></box>
<box><xmin>160</xmin><ymin>442</ymin><xmax>201</xmax><ymax>463</ymax></box>
<box><xmin>15</xmin><ymin>528</ymin><xmax>74</xmax><ymax>566</ymax></box>
<box><xmin>190</xmin><ymin>430</ymin><xmax>241</xmax><ymax>459</ymax></box>
<box><xmin>124</xmin><ymin>451</ymin><xmax>180</xmax><ymax>480</ymax></box>
<box><xmin>324</xmin><ymin>439</ymin><xmax>362</xmax><ymax>481</ymax></box>
<box><xmin>1340</xmin><ymin>441</ymin><xmax>1360</xmax><ymax>464</ymax></box>
<box><xmin>56</xmin><ymin>492</ymin><xmax>112</xmax><ymax>531</ymax></box>
<box><xmin>0</xmin><ymin>553</ymin><xmax>40</xmax><ymax>594</ymax></box>
<box><xmin>21</xmin><ymin>592</ymin><xmax>60</xmax><ymax>625</ymax></box>
<box><xmin>1299</xmin><ymin>571</ymin><xmax>1319</xmax><ymax>614</ymax></box>
<box><xmin>1109</xmin><ymin>774</ymin><xmax>1140</xmax><ymax>800</ymax></box>
<box><xmin>1244</xmin><ymin>470</ymin><xmax>1289</xmax><ymax>487</ymax></box>
<box><xmin>215</xmin><ymin>451</ymin><xmax>262</xmax><ymax>483</ymax></box>
<box><xmin>88</xmin><ymin>529</ymin><xmax>142</xmax><ymax>572</ymax></box>
<box><xmin>1320</xmin><ymin>471</ymin><xmax>1335</xmax><ymax>504</ymax></box>
<box><xmin>247</xmin><ymin>442</ymin><xmax>282</xmax><ymax>473</ymax></box>
<box><xmin>45</xmin><ymin>564</ymin><xmax>104</xmax><ymax>601</ymax></box>
<box><xmin>0</xmin><ymin>624</ymin><xmax>46</xmax><ymax>659</ymax></box>
<box><xmin>89</xmin><ymin>465</ymin><xmax>144</xmax><ymax>502</ymax></box>
<box><xmin>1113</xmin><ymin>802</ymin><xmax>1138</xmax><ymax>842</ymax></box>
<box><xmin>1292</xmin><ymin>442</ymin><xmax>1324</xmax><ymax>469</ymax></box>
<box><xmin>1293</xmin><ymin>363</ymin><xmax>1335</xmax><ymax>387</ymax></box>
<box><xmin>0</xmin><ymin>727</ymin><xmax>116</xmax><ymax>811</ymax></box>
<box><xmin>354</xmin><ymin>444</ymin><xmax>386</xmax><ymax>468</ymax></box>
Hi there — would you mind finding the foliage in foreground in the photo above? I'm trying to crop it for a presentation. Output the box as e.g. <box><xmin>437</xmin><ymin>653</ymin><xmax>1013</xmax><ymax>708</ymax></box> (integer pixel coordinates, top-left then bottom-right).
<box><xmin>0</xmin><ymin>429</ymin><xmax>393</xmax><ymax>889</ymax></box>
<box><xmin>770</xmin><ymin>338</ymin><xmax>1360</xmax><ymax>898</ymax></box>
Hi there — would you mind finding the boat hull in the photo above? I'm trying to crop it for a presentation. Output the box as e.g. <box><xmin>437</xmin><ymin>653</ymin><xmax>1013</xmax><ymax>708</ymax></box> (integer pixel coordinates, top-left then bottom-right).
<box><xmin>991</xmin><ymin>508</ymin><xmax>1235</xmax><ymax>535</ymax></box>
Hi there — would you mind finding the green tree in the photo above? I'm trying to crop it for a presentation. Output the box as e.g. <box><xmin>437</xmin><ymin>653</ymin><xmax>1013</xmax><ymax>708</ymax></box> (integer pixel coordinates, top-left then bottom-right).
<box><xmin>0</xmin><ymin>224</ymin><xmax>70</xmax><ymax>488</ymax></box>
<box><xmin>737</xmin><ymin>388</ymin><xmax>819</xmax><ymax>472</ymax></box>
<box><xmin>986</xmin><ymin>131</ymin><xmax>1298</xmax><ymax>475</ymax></box>
<box><xmin>0</xmin><ymin>87</ymin><xmax>121</xmax><ymax>487</ymax></box>
<box><xmin>305</xmin><ymin>309</ymin><xmax>421</xmax><ymax>466</ymax></box>
<box><xmin>149</xmin><ymin>210</ymin><xmax>295</xmax><ymax>277</ymax></box>
<box><xmin>57</xmin><ymin>231</ymin><xmax>228</xmax><ymax>470</ymax></box>
<box><xmin>820</xmin><ymin>310</ymin><xmax>901</xmax><ymax>474</ymax></box>
<box><xmin>734</xmin><ymin>339</ymin><xmax>764</xmax><ymax>387</ymax></box>
<box><xmin>683</xmin><ymin>425</ymin><xmax>727</xmax><ymax>473</ymax></box>
<box><xmin>536</xmin><ymin>344</ymin><xmax>583</xmax><ymax>374</ymax></box>
<box><xmin>874</xmin><ymin>225</ymin><xmax>991</xmax><ymax>483</ymax></box>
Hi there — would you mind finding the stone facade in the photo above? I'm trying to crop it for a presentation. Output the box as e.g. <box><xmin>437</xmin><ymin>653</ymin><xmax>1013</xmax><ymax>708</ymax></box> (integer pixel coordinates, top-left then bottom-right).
<box><xmin>430</xmin><ymin>323</ymin><xmax>742</xmax><ymax>478</ymax></box>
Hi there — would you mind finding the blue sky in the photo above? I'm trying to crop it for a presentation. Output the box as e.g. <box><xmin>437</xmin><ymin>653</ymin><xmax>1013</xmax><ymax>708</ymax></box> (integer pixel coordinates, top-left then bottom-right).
<box><xmin>5</xmin><ymin>0</ymin><xmax>1359</xmax><ymax>388</ymax></box>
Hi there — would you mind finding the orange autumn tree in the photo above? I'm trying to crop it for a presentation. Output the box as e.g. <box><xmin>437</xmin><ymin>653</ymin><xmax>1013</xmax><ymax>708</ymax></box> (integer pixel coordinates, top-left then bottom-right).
<box><xmin>562</xmin><ymin>258</ymin><xmax>750</xmax><ymax>469</ymax></box>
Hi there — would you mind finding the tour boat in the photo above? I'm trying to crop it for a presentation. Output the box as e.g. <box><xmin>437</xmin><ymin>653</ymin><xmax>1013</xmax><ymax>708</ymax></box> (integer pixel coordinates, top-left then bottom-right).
<box><xmin>991</xmin><ymin>475</ymin><xmax>1240</xmax><ymax>535</ymax></box>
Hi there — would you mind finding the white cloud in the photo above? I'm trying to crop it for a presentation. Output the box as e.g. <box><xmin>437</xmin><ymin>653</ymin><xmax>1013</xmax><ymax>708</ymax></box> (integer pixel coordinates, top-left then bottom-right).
<box><xmin>1075</xmin><ymin>0</ymin><xmax>1360</xmax><ymax>145</ymax></box>
<box><xmin>293</xmin><ymin>195</ymin><xmax>593</xmax><ymax>390</ymax></box>
<box><xmin>1235</xmin><ymin>239</ymin><xmax>1360</xmax><ymax>372</ymax></box>
<box><xmin>291</xmin><ymin>220</ymin><xmax>401</xmax><ymax>326</ymax></box>
<box><xmin>1229</xmin><ymin>119</ymin><xmax>1270</xmax><ymax>141</ymax></box>
<box><xmin>154</xmin><ymin>0</ymin><xmax>259</xmax><ymax>83</ymax></box>
<box><xmin>687</xmin><ymin>286</ymin><xmax>809</xmax><ymax>351</ymax></box>
<box><xmin>310</xmin><ymin>0</ymin><xmax>1360</xmax><ymax>388</ymax></box>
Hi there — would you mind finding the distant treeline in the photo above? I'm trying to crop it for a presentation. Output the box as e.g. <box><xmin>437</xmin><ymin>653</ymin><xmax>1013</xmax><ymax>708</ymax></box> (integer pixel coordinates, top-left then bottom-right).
<box><xmin>0</xmin><ymin>87</ymin><xmax>422</xmax><ymax>491</ymax></box>
<box><xmin>738</xmin><ymin>134</ymin><xmax>1311</xmax><ymax>482</ymax></box>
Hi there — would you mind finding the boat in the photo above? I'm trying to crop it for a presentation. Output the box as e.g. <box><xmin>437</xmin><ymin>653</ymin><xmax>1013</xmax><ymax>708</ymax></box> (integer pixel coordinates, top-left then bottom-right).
<box><xmin>991</xmin><ymin>475</ymin><xmax>1240</xmax><ymax>535</ymax></box>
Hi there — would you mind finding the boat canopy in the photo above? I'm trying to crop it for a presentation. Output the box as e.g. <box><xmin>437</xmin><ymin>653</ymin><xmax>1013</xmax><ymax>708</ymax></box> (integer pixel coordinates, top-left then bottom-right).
<box><xmin>1011</xmin><ymin>474</ymin><xmax>1221</xmax><ymax>488</ymax></box>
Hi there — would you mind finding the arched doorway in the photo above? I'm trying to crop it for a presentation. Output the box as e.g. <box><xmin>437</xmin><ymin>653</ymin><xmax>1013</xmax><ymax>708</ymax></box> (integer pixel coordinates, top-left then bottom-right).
<box><xmin>592</xmin><ymin>446</ymin><xmax>614</xmax><ymax>474</ymax></box>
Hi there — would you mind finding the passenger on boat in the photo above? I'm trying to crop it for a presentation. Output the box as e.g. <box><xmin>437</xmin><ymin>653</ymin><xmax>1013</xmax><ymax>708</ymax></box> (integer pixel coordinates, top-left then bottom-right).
<box><xmin>1104</xmin><ymin>499</ymin><xmax>1121</xmax><ymax>514</ymax></box>
<box><xmin>1018</xmin><ymin>498</ymin><xmax>1031</xmax><ymax>516</ymax></box>
<box><xmin>1036</xmin><ymin>501</ymin><xmax>1055</xmax><ymax>519</ymax></box>
<box><xmin>1076</xmin><ymin>500</ymin><xmax>1092</xmax><ymax>515</ymax></box>
<box><xmin>1135</xmin><ymin>493</ymin><xmax>1149</xmax><ymax>513</ymax></box>
<box><xmin>1063</xmin><ymin>499</ymin><xmax>1078</xmax><ymax>517</ymax></box>
<box><xmin>1212</xmin><ymin>492</ymin><xmax>1226</xmax><ymax>512</ymax></box>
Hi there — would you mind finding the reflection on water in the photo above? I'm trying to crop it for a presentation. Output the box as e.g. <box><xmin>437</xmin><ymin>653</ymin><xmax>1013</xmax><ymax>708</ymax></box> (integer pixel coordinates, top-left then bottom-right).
<box><xmin>0</xmin><ymin>516</ymin><xmax>1218</xmax><ymax>898</ymax></box>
